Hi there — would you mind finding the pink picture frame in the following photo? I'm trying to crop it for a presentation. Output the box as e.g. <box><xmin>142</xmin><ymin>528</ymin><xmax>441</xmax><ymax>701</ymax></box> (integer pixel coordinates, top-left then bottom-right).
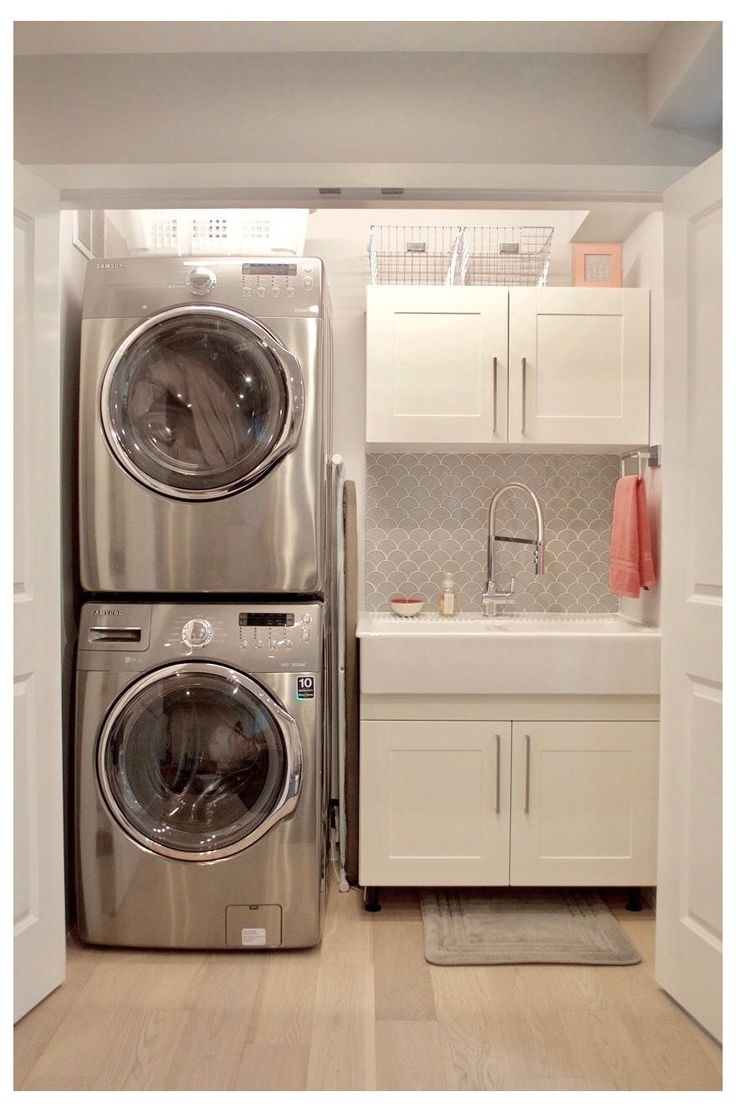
<box><xmin>571</xmin><ymin>242</ymin><xmax>623</xmax><ymax>287</ymax></box>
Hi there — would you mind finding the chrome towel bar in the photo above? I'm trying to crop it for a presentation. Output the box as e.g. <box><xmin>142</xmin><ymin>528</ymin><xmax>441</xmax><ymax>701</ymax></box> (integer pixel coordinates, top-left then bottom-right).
<box><xmin>619</xmin><ymin>446</ymin><xmax>661</xmax><ymax>478</ymax></box>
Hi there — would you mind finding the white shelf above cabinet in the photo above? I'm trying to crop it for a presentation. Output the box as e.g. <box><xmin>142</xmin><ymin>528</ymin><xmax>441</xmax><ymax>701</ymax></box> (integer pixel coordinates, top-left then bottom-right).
<box><xmin>365</xmin><ymin>285</ymin><xmax>650</xmax><ymax>451</ymax></box>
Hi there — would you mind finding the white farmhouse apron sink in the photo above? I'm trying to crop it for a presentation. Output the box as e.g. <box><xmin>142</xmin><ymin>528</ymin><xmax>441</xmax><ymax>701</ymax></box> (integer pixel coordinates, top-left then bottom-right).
<box><xmin>357</xmin><ymin>613</ymin><xmax>660</xmax><ymax>696</ymax></box>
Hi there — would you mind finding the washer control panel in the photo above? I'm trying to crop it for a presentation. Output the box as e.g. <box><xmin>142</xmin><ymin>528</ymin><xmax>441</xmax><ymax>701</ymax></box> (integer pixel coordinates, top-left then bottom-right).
<box><xmin>239</xmin><ymin>611</ymin><xmax>314</xmax><ymax>652</ymax></box>
<box><xmin>234</xmin><ymin>605</ymin><xmax>321</xmax><ymax>670</ymax></box>
<box><xmin>78</xmin><ymin>603</ymin><xmax>322</xmax><ymax>673</ymax></box>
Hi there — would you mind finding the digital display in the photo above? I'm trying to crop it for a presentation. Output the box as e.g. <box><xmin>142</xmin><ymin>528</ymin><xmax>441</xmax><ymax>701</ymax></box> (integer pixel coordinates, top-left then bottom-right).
<box><xmin>240</xmin><ymin>613</ymin><xmax>295</xmax><ymax>627</ymax></box>
<box><xmin>241</xmin><ymin>263</ymin><xmax>298</xmax><ymax>277</ymax></box>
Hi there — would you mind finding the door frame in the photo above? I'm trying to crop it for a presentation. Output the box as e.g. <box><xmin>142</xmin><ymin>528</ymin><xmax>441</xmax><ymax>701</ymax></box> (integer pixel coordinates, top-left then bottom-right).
<box><xmin>11</xmin><ymin>154</ymin><xmax>713</xmax><ymax>1020</ymax></box>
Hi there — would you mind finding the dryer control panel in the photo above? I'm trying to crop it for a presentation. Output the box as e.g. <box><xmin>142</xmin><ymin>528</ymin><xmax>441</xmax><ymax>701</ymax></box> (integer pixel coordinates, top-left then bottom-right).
<box><xmin>81</xmin><ymin>256</ymin><xmax>323</xmax><ymax>320</ymax></box>
<box><xmin>240</xmin><ymin>260</ymin><xmax>318</xmax><ymax>307</ymax></box>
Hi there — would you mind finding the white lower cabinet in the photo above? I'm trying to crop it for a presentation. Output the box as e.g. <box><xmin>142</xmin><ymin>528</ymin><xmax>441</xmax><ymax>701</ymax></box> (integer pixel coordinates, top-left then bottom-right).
<box><xmin>359</xmin><ymin>721</ymin><xmax>511</xmax><ymax>885</ymax></box>
<box><xmin>509</xmin><ymin>721</ymin><xmax>659</xmax><ymax>886</ymax></box>
<box><xmin>360</xmin><ymin>717</ymin><xmax>659</xmax><ymax>887</ymax></box>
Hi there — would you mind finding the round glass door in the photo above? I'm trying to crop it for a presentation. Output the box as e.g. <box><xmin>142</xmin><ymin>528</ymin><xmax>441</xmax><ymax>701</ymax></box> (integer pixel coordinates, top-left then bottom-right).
<box><xmin>101</xmin><ymin>306</ymin><xmax>303</xmax><ymax>500</ymax></box>
<box><xmin>98</xmin><ymin>663</ymin><xmax>302</xmax><ymax>861</ymax></box>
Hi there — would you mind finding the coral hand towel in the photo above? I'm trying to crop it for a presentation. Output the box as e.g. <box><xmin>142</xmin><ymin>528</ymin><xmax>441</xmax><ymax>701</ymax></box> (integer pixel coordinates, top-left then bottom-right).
<box><xmin>609</xmin><ymin>476</ymin><xmax>656</xmax><ymax>598</ymax></box>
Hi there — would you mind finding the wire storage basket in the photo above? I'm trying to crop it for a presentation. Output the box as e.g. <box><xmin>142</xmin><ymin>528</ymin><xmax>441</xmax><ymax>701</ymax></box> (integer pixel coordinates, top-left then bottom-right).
<box><xmin>459</xmin><ymin>226</ymin><xmax>554</xmax><ymax>286</ymax></box>
<box><xmin>368</xmin><ymin>225</ymin><xmax>463</xmax><ymax>285</ymax></box>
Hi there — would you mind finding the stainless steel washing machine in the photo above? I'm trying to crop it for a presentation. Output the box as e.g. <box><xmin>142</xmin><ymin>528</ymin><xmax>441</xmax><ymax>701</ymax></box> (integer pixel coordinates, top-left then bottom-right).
<box><xmin>75</xmin><ymin>600</ymin><xmax>328</xmax><ymax>949</ymax></box>
<box><xmin>79</xmin><ymin>257</ymin><xmax>333</xmax><ymax>594</ymax></box>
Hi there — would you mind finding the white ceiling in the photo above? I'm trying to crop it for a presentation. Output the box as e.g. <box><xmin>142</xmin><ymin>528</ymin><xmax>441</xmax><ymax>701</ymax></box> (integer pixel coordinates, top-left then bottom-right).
<box><xmin>14</xmin><ymin>21</ymin><xmax>667</xmax><ymax>56</ymax></box>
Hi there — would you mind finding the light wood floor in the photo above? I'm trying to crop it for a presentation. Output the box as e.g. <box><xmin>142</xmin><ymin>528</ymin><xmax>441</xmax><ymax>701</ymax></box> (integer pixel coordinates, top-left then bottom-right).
<box><xmin>15</xmin><ymin>886</ymin><xmax>722</xmax><ymax>1091</ymax></box>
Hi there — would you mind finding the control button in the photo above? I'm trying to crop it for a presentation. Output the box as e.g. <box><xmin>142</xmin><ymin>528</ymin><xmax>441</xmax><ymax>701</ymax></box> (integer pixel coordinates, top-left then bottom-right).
<box><xmin>182</xmin><ymin>618</ymin><xmax>213</xmax><ymax>648</ymax></box>
<box><xmin>303</xmin><ymin>264</ymin><xmax>314</xmax><ymax>274</ymax></box>
<box><xmin>301</xmin><ymin>629</ymin><xmax>311</xmax><ymax>644</ymax></box>
<box><xmin>242</xmin><ymin>286</ymin><xmax>253</xmax><ymax>297</ymax></box>
<box><xmin>271</xmin><ymin>286</ymin><xmax>281</xmax><ymax>297</ymax></box>
<box><xmin>186</xmin><ymin>267</ymin><xmax>217</xmax><ymax>296</ymax></box>
<box><xmin>269</xmin><ymin>636</ymin><xmax>293</xmax><ymax>650</ymax></box>
<box><xmin>301</xmin><ymin>615</ymin><xmax>312</xmax><ymax>624</ymax></box>
<box><xmin>257</xmin><ymin>287</ymin><xmax>267</xmax><ymax>297</ymax></box>
<box><xmin>302</xmin><ymin>278</ymin><xmax>313</xmax><ymax>290</ymax></box>
<box><xmin>285</xmin><ymin>287</ymin><xmax>295</xmax><ymax>298</ymax></box>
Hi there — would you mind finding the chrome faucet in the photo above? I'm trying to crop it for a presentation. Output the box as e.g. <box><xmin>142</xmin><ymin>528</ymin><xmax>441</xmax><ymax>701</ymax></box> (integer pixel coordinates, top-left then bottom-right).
<box><xmin>482</xmin><ymin>483</ymin><xmax>545</xmax><ymax>617</ymax></box>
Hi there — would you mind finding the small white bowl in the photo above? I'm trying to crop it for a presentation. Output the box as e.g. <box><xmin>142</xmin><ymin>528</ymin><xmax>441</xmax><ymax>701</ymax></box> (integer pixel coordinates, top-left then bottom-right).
<box><xmin>389</xmin><ymin>597</ymin><xmax>424</xmax><ymax>618</ymax></box>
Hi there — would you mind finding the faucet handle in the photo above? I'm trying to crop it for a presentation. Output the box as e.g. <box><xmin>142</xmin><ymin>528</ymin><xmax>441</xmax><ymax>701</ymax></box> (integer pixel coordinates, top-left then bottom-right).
<box><xmin>486</xmin><ymin>576</ymin><xmax>515</xmax><ymax>600</ymax></box>
<box><xmin>482</xmin><ymin>577</ymin><xmax>516</xmax><ymax>617</ymax></box>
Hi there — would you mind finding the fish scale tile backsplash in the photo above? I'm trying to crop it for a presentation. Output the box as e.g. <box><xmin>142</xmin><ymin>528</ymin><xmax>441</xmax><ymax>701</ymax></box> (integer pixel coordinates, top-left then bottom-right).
<box><xmin>365</xmin><ymin>453</ymin><xmax>620</xmax><ymax>613</ymax></box>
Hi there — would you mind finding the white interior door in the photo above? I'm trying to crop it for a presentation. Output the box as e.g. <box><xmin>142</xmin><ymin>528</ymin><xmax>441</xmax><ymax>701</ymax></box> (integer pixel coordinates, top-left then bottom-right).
<box><xmin>655</xmin><ymin>151</ymin><xmax>722</xmax><ymax>1040</ymax></box>
<box><xmin>14</xmin><ymin>163</ymin><xmax>65</xmax><ymax>1021</ymax></box>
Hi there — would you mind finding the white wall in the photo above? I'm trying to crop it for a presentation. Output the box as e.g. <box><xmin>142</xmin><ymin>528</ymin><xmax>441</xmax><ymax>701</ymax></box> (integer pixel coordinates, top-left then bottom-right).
<box><xmin>15</xmin><ymin>51</ymin><xmax>718</xmax><ymax>172</ymax></box>
<box><xmin>621</xmin><ymin>211</ymin><xmax>664</xmax><ymax>626</ymax></box>
<box><xmin>647</xmin><ymin>22</ymin><xmax>722</xmax><ymax>138</ymax></box>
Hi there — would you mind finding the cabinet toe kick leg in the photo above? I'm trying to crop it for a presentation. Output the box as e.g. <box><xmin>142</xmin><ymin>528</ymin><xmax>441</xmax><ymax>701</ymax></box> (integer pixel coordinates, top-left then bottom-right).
<box><xmin>625</xmin><ymin>886</ymin><xmax>643</xmax><ymax>912</ymax></box>
<box><xmin>363</xmin><ymin>886</ymin><xmax>382</xmax><ymax>912</ymax></box>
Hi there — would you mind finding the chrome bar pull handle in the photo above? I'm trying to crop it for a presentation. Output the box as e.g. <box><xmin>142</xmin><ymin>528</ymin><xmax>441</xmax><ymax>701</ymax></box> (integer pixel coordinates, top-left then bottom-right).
<box><xmin>521</xmin><ymin>357</ymin><xmax>527</xmax><ymax>435</ymax></box>
<box><xmin>492</xmin><ymin>356</ymin><xmax>498</xmax><ymax>434</ymax></box>
<box><xmin>495</xmin><ymin>734</ymin><xmax>501</xmax><ymax>813</ymax></box>
<box><xmin>524</xmin><ymin>734</ymin><xmax>531</xmax><ymax>813</ymax></box>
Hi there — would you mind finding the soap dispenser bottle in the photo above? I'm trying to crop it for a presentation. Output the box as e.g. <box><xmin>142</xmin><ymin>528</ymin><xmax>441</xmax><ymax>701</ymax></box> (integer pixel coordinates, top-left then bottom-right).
<box><xmin>438</xmin><ymin>573</ymin><xmax>457</xmax><ymax>617</ymax></box>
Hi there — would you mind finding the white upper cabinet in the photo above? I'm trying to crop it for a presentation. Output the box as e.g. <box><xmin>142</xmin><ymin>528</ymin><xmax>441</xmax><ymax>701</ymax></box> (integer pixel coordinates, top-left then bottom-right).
<box><xmin>366</xmin><ymin>286</ymin><xmax>508</xmax><ymax>449</ymax></box>
<box><xmin>366</xmin><ymin>285</ymin><xmax>650</xmax><ymax>450</ymax></box>
<box><xmin>508</xmin><ymin>287</ymin><xmax>650</xmax><ymax>447</ymax></box>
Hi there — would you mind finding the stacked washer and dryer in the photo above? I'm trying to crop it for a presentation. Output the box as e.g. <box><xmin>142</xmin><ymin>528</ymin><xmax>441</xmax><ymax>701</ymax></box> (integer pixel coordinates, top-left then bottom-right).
<box><xmin>75</xmin><ymin>257</ymin><xmax>335</xmax><ymax>949</ymax></box>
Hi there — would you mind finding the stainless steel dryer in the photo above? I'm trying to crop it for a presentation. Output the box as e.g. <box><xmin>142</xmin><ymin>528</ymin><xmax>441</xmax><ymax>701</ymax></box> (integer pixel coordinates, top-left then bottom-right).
<box><xmin>79</xmin><ymin>257</ymin><xmax>332</xmax><ymax>594</ymax></box>
<box><xmin>76</xmin><ymin>600</ymin><xmax>328</xmax><ymax>949</ymax></box>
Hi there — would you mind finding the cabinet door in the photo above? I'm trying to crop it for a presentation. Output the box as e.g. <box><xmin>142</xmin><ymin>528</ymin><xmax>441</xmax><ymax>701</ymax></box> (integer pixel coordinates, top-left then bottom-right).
<box><xmin>508</xmin><ymin>288</ymin><xmax>649</xmax><ymax>446</ymax></box>
<box><xmin>366</xmin><ymin>286</ymin><xmax>508</xmax><ymax>448</ymax></box>
<box><xmin>510</xmin><ymin>721</ymin><xmax>658</xmax><ymax>886</ymax></box>
<box><xmin>360</xmin><ymin>720</ymin><xmax>511</xmax><ymax>885</ymax></box>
